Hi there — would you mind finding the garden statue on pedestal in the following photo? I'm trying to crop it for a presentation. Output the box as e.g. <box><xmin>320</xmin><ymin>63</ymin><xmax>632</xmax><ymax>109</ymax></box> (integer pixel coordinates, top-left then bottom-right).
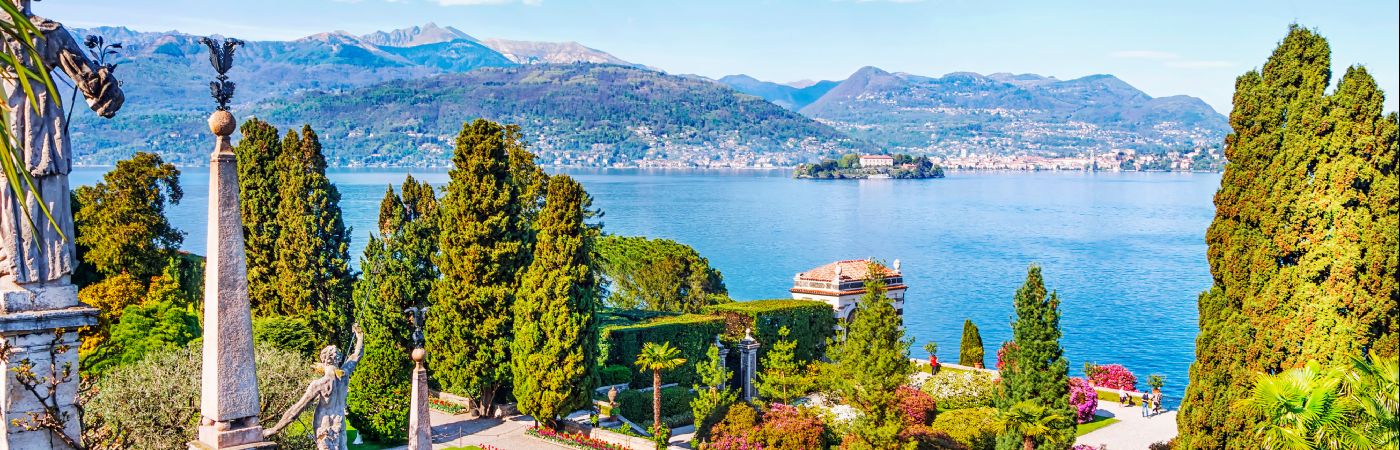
<box><xmin>264</xmin><ymin>324</ymin><xmax>364</xmax><ymax>450</ymax></box>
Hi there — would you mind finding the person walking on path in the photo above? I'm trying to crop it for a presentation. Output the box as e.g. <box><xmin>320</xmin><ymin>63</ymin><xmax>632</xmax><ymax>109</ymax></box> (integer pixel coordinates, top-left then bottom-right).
<box><xmin>1140</xmin><ymin>392</ymin><xmax>1151</xmax><ymax>417</ymax></box>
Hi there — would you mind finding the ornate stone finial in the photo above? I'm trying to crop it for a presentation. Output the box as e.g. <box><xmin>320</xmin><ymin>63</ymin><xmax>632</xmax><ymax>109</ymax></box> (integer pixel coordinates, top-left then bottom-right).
<box><xmin>199</xmin><ymin>37</ymin><xmax>245</xmax><ymax>111</ymax></box>
<box><xmin>411</xmin><ymin>348</ymin><xmax>426</xmax><ymax>363</ymax></box>
<box><xmin>832</xmin><ymin>263</ymin><xmax>842</xmax><ymax>284</ymax></box>
<box><xmin>743</xmin><ymin>328</ymin><xmax>754</xmax><ymax>342</ymax></box>
<box><xmin>893</xmin><ymin>259</ymin><xmax>901</xmax><ymax>271</ymax></box>
<box><xmin>208</xmin><ymin>110</ymin><xmax>235</xmax><ymax>137</ymax></box>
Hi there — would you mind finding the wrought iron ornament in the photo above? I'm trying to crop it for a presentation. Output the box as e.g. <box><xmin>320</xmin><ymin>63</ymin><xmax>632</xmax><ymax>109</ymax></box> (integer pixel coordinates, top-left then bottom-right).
<box><xmin>405</xmin><ymin>306</ymin><xmax>429</xmax><ymax>349</ymax></box>
<box><xmin>199</xmin><ymin>37</ymin><xmax>244</xmax><ymax>111</ymax></box>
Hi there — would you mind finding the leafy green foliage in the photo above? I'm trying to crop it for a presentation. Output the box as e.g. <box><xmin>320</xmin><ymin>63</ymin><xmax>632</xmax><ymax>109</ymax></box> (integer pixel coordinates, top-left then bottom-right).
<box><xmin>73</xmin><ymin>151</ymin><xmax>183</xmax><ymax>283</ymax></box>
<box><xmin>827</xmin><ymin>261</ymin><xmax>915</xmax><ymax>449</ymax></box>
<box><xmin>235</xmin><ymin>118</ymin><xmax>283</xmax><ymax>314</ymax></box>
<box><xmin>270</xmin><ymin>125</ymin><xmax>356</xmax><ymax>350</ymax></box>
<box><xmin>83</xmin><ymin>346</ymin><xmax>316</xmax><ymax>450</ymax></box>
<box><xmin>634</xmin><ymin>342</ymin><xmax>689</xmax><ymax>428</ymax></box>
<box><xmin>512</xmin><ymin>175</ymin><xmax>601</xmax><ymax>425</ymax></box>
<box><xmin>998</xmin><ymin>401</ymin><xmax>1071</xmax><ymax>450</ymax></box>
<box><xmin>76</xmin><ymin>272</ymin><xmax>147</xmax><ymax>354</ymax></box>
<box><xmin>596</xmin><ymin>235</ymin><xmax>727</xmax><ymax>312</ymax></box>
<box><xmin>617</xmin><ymin>386</ymin><xmax>696</xmax><ymax>429</ymax></box>
<box><xmin>252</xmin><ymin>315</ymin><xmax>319</xmax><ymax>358</ymax></box>
<box><xmin>601</xmin><ymin>313</ymin><xmax>724</xmax><ymax>387</ymax></box>
<box><xmin>348</xmin><ymin>175</ymin><xmax>439</xmax><ymax>443</ymax></box>
<box><xmin>995</xmin><ymin>266</ymin><xmax>1074</xmax><ymax>450</ymax></box>
<box><xmin>704</xmin><ymin>299</ymin><xmax>836</xmax><ymax>367</ymax></box>
<box><xmin>931</xmin><ymin>407</ymin><xmax>998</xmax><ymax>450</ymax></box>
<box><xmin>756</xmin><ymin>326</ymin><xmax>814</xmax><ymax>404</ymax></box>
<box><xmin>81</xmin><ymin>264</ymin><xmax>200</xmax><ymax>375</ymax></box>
<box><xmin>1179</xmin><ymin>25</ymin><xmax>1399</xmax><ymax>450</ymax></box>
<box><xmin>959</xmin><ymin>320</ymin><xmax>985</xmax><ymax>368</ymax></box>
<box><xmin>600</xmin><ymin>365</ymin><xmax>632</xmax><ymax>386</ymax></box>
<box><xmin>691</xmin><ymin>344</ymin><xmax>737</xmax><ymax>442</ymax></box>
<box><xmin>1234</xmin><ymin>352</ymin><xmax>1398</xmax><ymax>450</ymax></box>
<box><xmin>428</xmin><ymin>119</ymin><xmax>538</xmax><ymax>414</ymax></box>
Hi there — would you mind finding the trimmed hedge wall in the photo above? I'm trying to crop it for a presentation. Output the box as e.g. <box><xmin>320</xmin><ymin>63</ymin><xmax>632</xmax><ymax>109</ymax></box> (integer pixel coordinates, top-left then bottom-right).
<box><xmin>601</xmin><ymin>313</ymin><xmax>725</xmax><ymax>387</ymax></box>
<box><xmin>703</xmin><ymin>299</ymin><xmax>836</xmax><ymax>368</ymax></box>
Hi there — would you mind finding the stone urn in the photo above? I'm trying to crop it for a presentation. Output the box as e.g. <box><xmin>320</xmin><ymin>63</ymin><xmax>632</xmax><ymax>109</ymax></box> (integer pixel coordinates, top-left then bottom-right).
<box><xmin>606</xmin><ymin>385</ymin><xmax>619</xmax><ymax>419</ymax></box>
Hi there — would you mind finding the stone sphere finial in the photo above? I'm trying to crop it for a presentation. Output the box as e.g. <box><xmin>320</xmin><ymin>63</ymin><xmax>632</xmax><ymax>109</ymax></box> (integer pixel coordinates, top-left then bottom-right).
<box><xmin>411</xmin><ymin>348</ymin><xmax>426</xmax><ymax>362</ymax></box>
<box><xmin>208</xmin><ymin>110</ymin><xmax>235</xmax><ymax>137</ymax></box>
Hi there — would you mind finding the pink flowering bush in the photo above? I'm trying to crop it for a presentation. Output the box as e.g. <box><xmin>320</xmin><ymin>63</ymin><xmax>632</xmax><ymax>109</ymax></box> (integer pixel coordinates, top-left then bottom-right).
<box><xmin>527</xmin><ymin>426</ymin><xmax>629</xmax><ymax>450</ymax></box>
<box><xmin>995</xmin><ymin>342</ymin><xmax>1017</xmax><ymax>371</ymax></box>
<box><xmin>1068</xmin><ymin>377</ymin><xmax>1099</xmax><ymax>424</ymax></box>
<box><xmin>708</xmin><ymin>403</ymin><xmax>825</xmax><ymax>450</ymax></box>
<box><xmin>1085</xmin><ymin>363</ymin><xmax>1137</xmax><ymax>391</ymax></box>
<box><xmin>896</xmin><ymin>386</ymin><xmax>937</xmax><ymax>426</ymax></box>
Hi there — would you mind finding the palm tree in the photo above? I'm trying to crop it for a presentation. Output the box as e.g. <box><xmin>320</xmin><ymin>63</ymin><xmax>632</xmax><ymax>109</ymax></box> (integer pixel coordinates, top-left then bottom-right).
<box><xmin>635</xmin><ymin>341</ymin><xmax>687</xmax><ymax>429</ymax></box>
<box><xmin>998</xmin><ymin>401</ymin><xmax>1067</xmax><ymax>450</ymax></box>
<box><xmin>1344</xmin><ymin>351</ymin><xmax>1398</xmax><ymax>449</ymax></box>
<box><xmin>1237</xmin><ymin>361</ymin><xmax>1363</xmax><ymax>450</ymax></box>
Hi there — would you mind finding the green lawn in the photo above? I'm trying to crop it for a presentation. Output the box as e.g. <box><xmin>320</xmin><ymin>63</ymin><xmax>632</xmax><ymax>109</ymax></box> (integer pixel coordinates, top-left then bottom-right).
<box><xmin>1075</xmin><ymin>415</ymin><xmax>1121</xmax><ymax>436</ymax></box>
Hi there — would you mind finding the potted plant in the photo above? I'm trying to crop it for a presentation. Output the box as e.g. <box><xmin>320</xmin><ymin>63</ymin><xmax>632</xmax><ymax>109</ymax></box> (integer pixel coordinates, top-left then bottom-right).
<box><xmin>924</xmin><ymin>342</ymin><xmax>940</xmax><ymax>374</ymax></box>
<box><xmin>1147</xmin><ymin>374</ymin><xmax>1164</xmax><ymax>396</ymax></box>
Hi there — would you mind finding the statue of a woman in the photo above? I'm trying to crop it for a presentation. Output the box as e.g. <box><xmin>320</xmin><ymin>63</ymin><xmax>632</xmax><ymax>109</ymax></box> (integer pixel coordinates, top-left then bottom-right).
<box><xmin>0</xmin><ymin>0</ymin><xmax>123</xmax><ymax>286</ymax></box>
<box><xmin>264</xmin><ymin>324</ymin><xmax>364</xmax><ymax>450</ymax></box>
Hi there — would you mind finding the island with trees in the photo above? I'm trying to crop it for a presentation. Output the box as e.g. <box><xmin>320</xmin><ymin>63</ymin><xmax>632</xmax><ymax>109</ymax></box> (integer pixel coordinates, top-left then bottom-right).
<box><xmin>794</xmin><ymin>153</ymin><xmax>946</xmax><ymax>179</ymax></box>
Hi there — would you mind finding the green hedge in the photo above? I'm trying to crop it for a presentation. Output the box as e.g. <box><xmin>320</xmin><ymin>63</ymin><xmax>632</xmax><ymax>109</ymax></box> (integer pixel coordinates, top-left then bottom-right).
<box><xmin>617</xmin><ymin>386</ymin><xmax>696</xmax><ymax>428</ymax></box>
<box><xmin>601</xmin><ymin>313</ymin><xmax>725</xmax><ymax>387</ymax></box>
<box><xmin>703</xmin><ymin>299</ymin><xmax>835</xmax><ymax>367</ymax></box>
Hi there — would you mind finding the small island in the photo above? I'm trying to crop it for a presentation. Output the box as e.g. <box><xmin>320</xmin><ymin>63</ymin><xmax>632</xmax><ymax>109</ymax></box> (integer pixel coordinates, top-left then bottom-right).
<box><xmin>794</xmin><ymin>153</ymin><xmax>946</xmax><ymax>179</ymax></box>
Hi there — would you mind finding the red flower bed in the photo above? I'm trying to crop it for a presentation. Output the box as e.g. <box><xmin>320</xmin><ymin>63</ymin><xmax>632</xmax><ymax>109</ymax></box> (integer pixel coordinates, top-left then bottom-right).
<box><xmin>527</xmin><ymin>426</ymin><xmax>630</xmax><ymax>450</ymax></box>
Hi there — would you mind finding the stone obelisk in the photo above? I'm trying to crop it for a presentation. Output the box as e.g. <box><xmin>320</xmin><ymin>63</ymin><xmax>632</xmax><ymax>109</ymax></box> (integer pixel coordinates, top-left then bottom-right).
<box><xmin>408</xmin><ymin>347</ymin><xmax>431</xmax><ymax>450</ymax></box>
<box><xmin>191</xmin><ymin>37</ymin><xmax>271</xmax><ymax>450</ymax></box>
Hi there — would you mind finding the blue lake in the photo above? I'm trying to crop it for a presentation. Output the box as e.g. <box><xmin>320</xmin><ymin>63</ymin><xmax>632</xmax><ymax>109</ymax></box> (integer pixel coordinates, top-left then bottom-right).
<box><xmin>72</xmin><ymin>167</ymin><xmax>1219</xmax><ymax>404</ymax></box>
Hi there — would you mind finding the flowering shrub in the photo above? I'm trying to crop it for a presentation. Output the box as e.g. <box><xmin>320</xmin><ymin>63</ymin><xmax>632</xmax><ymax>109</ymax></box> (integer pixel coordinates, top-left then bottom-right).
<box><xmin>921</xmin><ymin>370</ymin><xmax>998</xmax><ymax>410</ymax></box>
<box><xmin>527</xmin><ymin>426</ymin><xmax>630</xmax><ymax>450</ymax></box>
<box><xmin>1068</xmin><ymin>377</ymin><xmax>1099</xmax><ymax>424</ymax></box>
<box><xmin>1085</xmin><ymin>363</ymin><xmax>1137</xmax><ymax>391</ymax></box>
<box><xmin>995</xmin><ymin>342</ymin><xmax>1017</xmax><ymax>371</ymax></box>
<box><xmin>897</xmin><ymin>386</ymin><xmax>937</xmax><ymax>426</ymax></box>
<box><xmin>930</xmin><ymin>407</ymin><xmax>997</xmax><ymax>450</ymax></box>
<box><xmin>428</xmin><ymin>397</ymin><xmax>468</xmax><ymax>415</ymax></box>
<box><xmin>708</xmin><ymin>403</ymin><xmax>826</xmax><ymax>450</ymax></box>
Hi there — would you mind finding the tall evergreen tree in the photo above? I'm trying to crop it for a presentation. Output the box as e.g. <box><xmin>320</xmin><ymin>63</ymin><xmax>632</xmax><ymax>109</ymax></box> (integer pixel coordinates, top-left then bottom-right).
<box><xmin>347</xmin><ymin>176</ymin><xmax>440</xmax><ymax>443</ymax></box>
<box><xmin>1179</xmin><ymin>26</ymin><xmax>1398</xmax><ymax>450</ymax></box>
<box><xmin>996</xmin><ymin>266</ymin><xmax>1073</xmax><ymax>450</ymax></box>
<box><xmin>272</xmin><ymin>125</ymin><xmax>355</xmax><ymax>349</ymax></box>
<box><xmin>234</xmin><ymin>118</ymin><xmax>283</xmax><ymax>313</ymax></box>
<box><xmin>72</xmin><ymin>152</ymin><xmax>184</xmax><ymax>283</ymax></box>
<box><xmin>828</xmin><ymin>261</ymin><xmax>914</xmax><ymax>450</ymax></box>
<box><xmin>960</xmin><ymin>319</ymin><xmax>985</xmax><ymax>368</ymax></box>
<box><xmin>511</xmin><ymin>175</ymin><xmax>599</xmax><ymax>428</ymax></box>
<box><xmin>428</xmin><ymin>119</ymin><xmax>536</xmax><ymax>416</ymax></box>
<box><xmin>756</xmin><ymin>326</ymin><xmax>812</xmax><ymax>404</ymax></box>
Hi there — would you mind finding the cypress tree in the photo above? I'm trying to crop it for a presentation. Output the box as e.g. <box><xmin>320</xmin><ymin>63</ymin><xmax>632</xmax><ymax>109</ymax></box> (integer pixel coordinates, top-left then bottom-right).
<box><xmin>1179</xmin><ymin>26</ymin><xmax>1398</xmax><ymax>450</ymax></box>
<box><xmin>347</xmin><ymin>176</ymin><xmax>439</xmax><ymax>443</ymax></box>
<box><xmin>995</xmin><ymin>265</ymin><xmax>1073</xmax><ymax>450</ymax></box>
<box><xmin>511</xmin><ymin>175</ymin><xmax>599</xmax><ymax>428</ymax></box>
<box><xmin>756</xmin><ymin>326</ymin><xmax>811</xmax><ymax>404</ymax></box>
<box><xmin>234</xmin><ymin>118</ymin><xmax>282</xmax><ymax>313</ymax></box>
<box><xmin>428</xmin><ymin>119</ymin><xmax>534</xmax><ymax>416</ymax></box>
<box><xmin>828</xmin><ymin>261</ymin><xmax>913</xmax><ymax>450</ymax></box>
<box><xmin>272</xmin><ymin>125</ymin><xmax>355</xmax><ymax>349</ymax></box>
<box><xmin>959</xmin><ymin>319</ymin><xmax>985</xmax><ymax>368</ymax></box>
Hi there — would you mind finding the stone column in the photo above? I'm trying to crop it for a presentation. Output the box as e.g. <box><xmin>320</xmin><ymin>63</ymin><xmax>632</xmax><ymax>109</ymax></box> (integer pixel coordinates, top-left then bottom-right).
<box><xmin>737</xmin><ymin>330</ymin><xmax>760</xmax><ymax>401</ymax></box>
<box><xmin>191</xmin><ymin>110</ymin><xmax>272</xmax><ymax>450</ymax></box>
<box><xmin>408</xmin><ymin>348</ymin><xmax>431</xmax><ymax>450</ymax></box>
<box><xmin>0</xmin><ymin>284</ymin><xmax>95</xmax><ymax>450</ymax></box>
<box><xmin>716</xmin><ymin>336</ymin><xmax>729</xmax><ymax>384</ymax></box>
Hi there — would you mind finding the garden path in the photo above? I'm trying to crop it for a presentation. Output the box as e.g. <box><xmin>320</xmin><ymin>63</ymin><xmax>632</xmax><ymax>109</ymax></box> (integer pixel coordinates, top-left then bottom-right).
<box><xmin>1075</xmin><ymin>400</ymin><xmax>1178</xmax><ymax>449</ymax></box>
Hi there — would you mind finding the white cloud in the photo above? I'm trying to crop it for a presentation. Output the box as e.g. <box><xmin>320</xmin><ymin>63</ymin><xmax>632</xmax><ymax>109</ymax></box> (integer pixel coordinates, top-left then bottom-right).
<box><xmin>434</xmin><ymin>0</ymin><xmax>541</xmax><ymax>5</ymax></box>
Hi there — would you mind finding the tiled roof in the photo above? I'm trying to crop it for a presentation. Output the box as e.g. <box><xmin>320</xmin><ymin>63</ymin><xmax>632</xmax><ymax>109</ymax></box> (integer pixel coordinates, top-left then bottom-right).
<box><xmin>796</xmin><ymin>259</ymin><xmax>900</xmax><ymax>282</ymax></box>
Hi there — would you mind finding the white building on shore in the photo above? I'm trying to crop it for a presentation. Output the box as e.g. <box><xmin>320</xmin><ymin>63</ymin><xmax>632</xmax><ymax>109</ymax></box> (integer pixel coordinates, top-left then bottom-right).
<box><xmin>859</xmin><ymin>154</ymin><xmax>894</xmax><ymax>167</ymax></box>
<box><xmin>790</xmin><ymin>258</ymin><xmax>906</xmax><ymax>327</ymax></box>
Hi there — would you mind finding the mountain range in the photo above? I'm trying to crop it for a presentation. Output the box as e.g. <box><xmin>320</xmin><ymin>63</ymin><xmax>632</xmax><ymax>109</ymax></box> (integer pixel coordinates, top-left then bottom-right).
<box><xmin>66</xmin><ymin>23</ymin><xmax>1228</xmax><ymax>167</ymax></box>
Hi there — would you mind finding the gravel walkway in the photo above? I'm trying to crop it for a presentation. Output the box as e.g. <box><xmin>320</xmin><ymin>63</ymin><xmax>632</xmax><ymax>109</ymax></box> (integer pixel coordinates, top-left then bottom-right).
<box><xmin>1076</xmin><ymin>400</ymin><xmax>1178</xmax><ymax>450</ymax></box>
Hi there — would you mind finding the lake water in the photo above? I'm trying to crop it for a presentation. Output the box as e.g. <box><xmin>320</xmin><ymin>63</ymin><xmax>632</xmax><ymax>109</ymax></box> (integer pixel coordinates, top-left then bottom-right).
<box><xmin>71</xmin><ymin>167</ymin><xmax>1219</xmax><ymax>404</ymax></box>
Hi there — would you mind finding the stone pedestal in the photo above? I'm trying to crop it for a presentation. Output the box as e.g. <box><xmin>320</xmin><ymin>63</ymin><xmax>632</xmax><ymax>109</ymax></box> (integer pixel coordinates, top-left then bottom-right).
<box><xmin>737</xmin><ymin>332</ymin><xmax>760</xmax><ymax>401</ymax></box>
<box><xmin>408</xmin><ymin>348</ymin><xmax>430</xmax><ymax>450</ymax></box>
<box><xmin>191</xmin><ymin>111</ymin><xmax>272</xmax><ymax>450</ymax></box>
<box><xmin>0</xmin><ymin>283</ymin><xmax>95</xmax><ymax>450</ymax></box>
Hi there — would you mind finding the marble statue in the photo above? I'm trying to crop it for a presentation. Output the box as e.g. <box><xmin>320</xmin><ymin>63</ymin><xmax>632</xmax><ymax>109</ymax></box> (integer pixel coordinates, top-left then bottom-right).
<box><xmin>0</xmin><ymin>0</ymin><xmax>123</xmax><ymax>286</ymax></box>
<box><xmin>265</xmin><ymin>324</ymin><xmax>364</xmax><ymax>450</ymax></box>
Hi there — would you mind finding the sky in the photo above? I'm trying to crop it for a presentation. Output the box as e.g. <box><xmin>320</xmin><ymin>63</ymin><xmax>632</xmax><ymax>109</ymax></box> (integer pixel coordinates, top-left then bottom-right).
<box><xmin>43</xmin><ymin>0</ymin><xmax>1400</xmax><ymax>113</ymax></box>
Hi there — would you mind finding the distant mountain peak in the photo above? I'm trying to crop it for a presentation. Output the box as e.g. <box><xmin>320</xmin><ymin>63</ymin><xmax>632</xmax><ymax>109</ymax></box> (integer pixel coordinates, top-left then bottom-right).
<box><xmin>479</xmin><ymin>38</ymin><xmax>632</xmax><ymax>66</ymax></box>
<box><xmin>362</xmin><ymin>23</ymin><xmax>477</xmax><ymax>47</ymax></box>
